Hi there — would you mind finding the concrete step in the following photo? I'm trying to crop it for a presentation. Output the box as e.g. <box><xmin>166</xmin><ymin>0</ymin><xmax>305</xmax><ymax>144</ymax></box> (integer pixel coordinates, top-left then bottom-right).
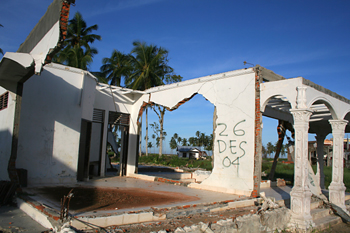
<box><xmin>313</xmin><ymin>214</ymin><xmax>342</xmax><ymax>231</ymax></box>
<box><xmin>311</xmin><ymin>208</ymin><xmax>331</xmax><ymax>221</ymax></box>
<box><xmin>310</xmin><ymin>200</ymin><xmax>323</xmax><ymax>209</ymax></box>
<box><xmin>140</xmin><ymin>172</ymin><xmax>192</xmax><ymax>180</ymax></box>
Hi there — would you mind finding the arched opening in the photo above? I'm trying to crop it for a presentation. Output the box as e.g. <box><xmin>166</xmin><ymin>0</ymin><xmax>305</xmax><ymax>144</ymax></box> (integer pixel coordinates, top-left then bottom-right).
<box><xmin>307</xmin><ymin>99</ymin><xmax>338</xmax><ymax>191</ymax></box>
<box><xmin>261</xmin><ymin>95</ymin><xmax>294</xmax><ymax>184</ymax></box>
<box><xmin>137</xmin><ymin>94</ymin><xmax>215</xmax><ymax>181</ymax></box>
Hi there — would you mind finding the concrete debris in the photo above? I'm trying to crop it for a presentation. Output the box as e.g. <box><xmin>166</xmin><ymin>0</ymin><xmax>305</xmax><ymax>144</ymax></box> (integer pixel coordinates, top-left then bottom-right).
<box><xmin>258</xmin><ymin>195</ymin><xmax>280</xmax><ymax>213</ymax></box>
<box><xmin>151</xmin><ymin>207</ymin><xmax>290</xmax><ymax>233</ymax></box>
<box><xmin>199</xmin><ymin>222</ymin><xmax>214</xmax><ymax>233</ymax></box>
<box><xmin>53</xmin><ymin>222</ymin><xmax>76</xmax><ymax>233</ymax></box>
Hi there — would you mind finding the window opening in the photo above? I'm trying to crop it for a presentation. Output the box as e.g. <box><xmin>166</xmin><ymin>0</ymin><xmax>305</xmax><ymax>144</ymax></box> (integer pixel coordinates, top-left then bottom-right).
<box><xmin>0</xmin><ymin>92</ymin><xmax>9</xmax><ymax>111</ymax></box>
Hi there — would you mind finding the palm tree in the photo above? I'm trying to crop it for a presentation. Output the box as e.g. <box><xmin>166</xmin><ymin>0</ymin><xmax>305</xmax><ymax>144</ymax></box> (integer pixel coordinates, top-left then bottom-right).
<box><xmin>262</xmin><ymin>145</ymin><xmax>268</xmax><ymax>159</ymax></box>
<box><xmin>100</xmin><ymin>49</ymin><xmax>131</xmax><ymax>86</ymax></box>
<box><xmin>57</xmin><ymin>46</ymin><xmax>97</xmax><ymax>70</ymax></box>
<box><xmin>90</xmin><ymin>71</ymin><xmax>108</xmax><ymax>84</ymax></box>
<box><xmin>169</xmin><ymin>137</ymin><xmax>177</xmax><ymax>152</ymax></box>
<box><xmin>54</xmin><ymin>12</ymin><xmax>101</xmax><ymax>70</ymax></box>
<box><xmin>188</xmin><ymin>137</ymin><xmax>196</xmax><ymax>146</ymax></box>
<box><xmin>65</xmin><ymin>12</ymin><xmax>101</xmax><ymax>50</ymax></box>
<box><xmin>126</xmin><ymin>41</ymin><xmax>175</xmax><ymax>157</ymax></box>
<box><xmin>148</xmin><ymin>142</ymin><xmax>153</xmax><ymax>154</ymax></box>
<box><xmin>182</xmin><ymin>138</ymin><xmax>188</xmax><ymax>146</ymax></box>
<box><xmin>150</xmin><ymin>122</ymin><xmax>167</xmax><ymax>155</ymax></box>
<box><xmin>267</xmin><ymin>142</ymin><xmax>275</xmax><ymax>157</ymax></box>
<box><xmin>200</xmin><ymin>133</ymin><xmax>206</xmax><ymax>149</ymax></box>
<box><xmin>125</xmin><ymin>41</ymin><xmax>173</xmax><ymax>90</ymax></box>
<box><xmin>205</xmin><ymin>134</ymin><xmax>214</xmax><ymax>152</ymax></box>
<box><xmin>195</xmin><ymin>131</ymin><xmax>201</xmax><ymax>147</ymax></box>
<box><xmin>177</xmin><ymin>137</ymin><xmax>182</xmax><ymax>145</ymax></box>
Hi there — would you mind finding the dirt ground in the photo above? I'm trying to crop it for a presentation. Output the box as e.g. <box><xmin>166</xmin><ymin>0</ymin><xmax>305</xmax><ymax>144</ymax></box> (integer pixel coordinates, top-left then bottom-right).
<box><xmin>35</xmin><ymin>186</ymin><xmax>199</xmax><ymax>212</ymax></box>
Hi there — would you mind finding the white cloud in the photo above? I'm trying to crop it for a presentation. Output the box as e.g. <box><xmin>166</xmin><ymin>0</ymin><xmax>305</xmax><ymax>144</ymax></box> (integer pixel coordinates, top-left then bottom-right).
<box><xmin>84</xmin><ymin>0</ymin><xmax>164</xmax><ymax>18</ymax></box>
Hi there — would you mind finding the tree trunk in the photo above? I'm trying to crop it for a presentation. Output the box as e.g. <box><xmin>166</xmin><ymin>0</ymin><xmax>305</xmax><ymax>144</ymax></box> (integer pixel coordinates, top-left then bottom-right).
<box><xmin>159</xmin><ymin>108</ymin><xmax>165</xmax><ymax>157</ymax></box>
<box><xmin>139</xmin><ymin>116</ymin><xmax>142</xmax><ymax>157</ymax></box>
<box><xmin>145</xmin><ymin>107</ymin><xmax>148</xmax><ymax>156</ymax></box>
<box><xmin>268</xmin><ymin>120</ymin><xmax>286</xmax><ymax>181</ymax></box>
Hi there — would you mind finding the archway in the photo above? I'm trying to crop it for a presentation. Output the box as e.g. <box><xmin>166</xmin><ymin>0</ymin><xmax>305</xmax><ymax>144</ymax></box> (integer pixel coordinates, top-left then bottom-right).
<box><xmin>137</xmin><ymin>94</ymin><xmax>215</xmax><ymax>180</ymax></box>
<box><xmin>261</xmin><ymin>95</ymin><xmax>293</xmax><ymax>182</ymax></box>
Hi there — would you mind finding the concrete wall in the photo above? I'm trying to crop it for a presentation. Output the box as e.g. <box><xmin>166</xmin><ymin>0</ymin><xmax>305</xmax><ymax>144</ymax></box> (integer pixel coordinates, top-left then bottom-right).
<box><xmin>16</xmin><ymin>64</ymin><xmax>96</xmax><ymax>184</ymax></box>
<box><xmin>0</xmin><ymin>85</ymin><xmax>17</xmax><ymax>181</ymax></box>
<box><xmin>128</xmin><ymin>68</ymin><xmax>256</xmax><ymax>194</ymax></box>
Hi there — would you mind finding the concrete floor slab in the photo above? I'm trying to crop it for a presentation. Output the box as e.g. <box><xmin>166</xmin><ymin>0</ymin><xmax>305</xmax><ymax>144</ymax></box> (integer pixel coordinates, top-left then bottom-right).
<box><xmin>24</xmin><ymin>176</ymin><xmax>245</xmax><ymax>216</ymax></box>
<box><xmin>0</xmin><ymin>205</ymin><xmax>48</xmax><ymax>233</ymax></box>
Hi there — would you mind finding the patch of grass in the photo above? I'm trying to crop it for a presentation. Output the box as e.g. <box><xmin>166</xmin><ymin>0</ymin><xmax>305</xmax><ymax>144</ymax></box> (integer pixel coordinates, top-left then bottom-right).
<box><xmin>262</xmin><ymin>158</ymin><xmax>350</xmax><ymax>192</ymax></box>
<box><xmin>262</xmin><ymin>159</ymin><xmax>294</xmax><ymax>183</ymax></box>
<box><xmin>139</xmin><ymin>154</ymin><xmax>213</xmax><ymax>170</ymax></box>
<box><xmin>311</xmin><ymin>165</ymin><xmax>350</xmax><ymax>192</ymax></box>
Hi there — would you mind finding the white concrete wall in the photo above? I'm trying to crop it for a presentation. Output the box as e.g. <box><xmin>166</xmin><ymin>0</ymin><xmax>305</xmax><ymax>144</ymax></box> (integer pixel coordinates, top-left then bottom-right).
<box><xmin>16</xmin><ymin>64</ymin><xmax>95</xmax><ymax>184</ymax></box>
<box><xmin>129</xmin><ymin>69</ymin><xmax>257</xmax><ymax>193</ymax></box>
<box><xmin>0</xmin><ymin>85</ymin><xmax>17</xmax><ymax>181</ymax></box>
<box><xmin>81</xmin><ymin>73</ymin><xmax>97</xmax><ymax>121</ymax></box>
<box><xmin>126</xmin><ymin>94</ymin><xmax>149</xmax><ymax>175</ymax></box>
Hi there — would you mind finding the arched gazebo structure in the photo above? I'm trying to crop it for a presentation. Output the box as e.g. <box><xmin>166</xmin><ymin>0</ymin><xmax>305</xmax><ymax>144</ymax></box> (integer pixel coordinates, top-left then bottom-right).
<box><xmin>261</xmin><ymin>75</ymin><xmax>350</xmax><ymax>228</ymax></box>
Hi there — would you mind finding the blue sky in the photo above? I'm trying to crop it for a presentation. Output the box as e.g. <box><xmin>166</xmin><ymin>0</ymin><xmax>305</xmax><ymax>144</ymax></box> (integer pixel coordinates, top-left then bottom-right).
<box><xmin>1</xmin><ymin>0</ymin><xmax>350</xmax><ymax>154</ymax></box>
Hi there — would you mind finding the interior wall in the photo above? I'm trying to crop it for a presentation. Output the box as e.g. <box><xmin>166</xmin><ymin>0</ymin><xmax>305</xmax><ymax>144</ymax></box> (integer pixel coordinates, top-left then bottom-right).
<box><xmin>16</xmin><ymin>65</ymin><xmax>88</xmax><ymax>184</ymax></box>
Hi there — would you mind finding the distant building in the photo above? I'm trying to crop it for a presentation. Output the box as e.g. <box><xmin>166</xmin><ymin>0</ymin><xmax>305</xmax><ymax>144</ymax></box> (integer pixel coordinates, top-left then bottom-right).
<box><xmin>176</xmin><ymin>146</ymin><xmax>207</xmax><ymax>159</ymax></box>
<box><xmin>307</xmin><ymin>138</ymin><xmax>350</xmax><ymax>167</ymax></box>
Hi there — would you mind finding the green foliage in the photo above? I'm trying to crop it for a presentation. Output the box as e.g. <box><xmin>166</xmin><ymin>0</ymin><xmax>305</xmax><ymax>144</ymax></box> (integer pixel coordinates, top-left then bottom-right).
<box><xmin>139</xmin><ymin>154</ymin><xmax>213</xmax><ymax>171</ymax></box>
<box><xmin>169</xmin><ymin>137</ymin><xmax>177</xmax><ymax>150</ymax></box>
<box><xmin>170</xmin><ymin>132</ymin><xmax>213</xmax><ymax>150</ymax></box>
<box><xmin>262</xmin><ymin>159</ymin><xmax>294</xmax><ymax>183</ymax></box>
<box><xmin>311</xmin><ymin>164</ymin><xmax>350</xmax><ymax>193</ymax></box>
<box><xmin>150</xmin><ymin>121</ymin><xmax>166</xmax><ymax>147</ymax></box>
<box><xmin>53</xmin><ymin>12</ymin><xmax>101</xmax><ymax>70</ymax></box>
<box><xmin>100</xmin><ymin>49</ymin><xmax>131</xmax><ymax>86</ymax></box>
<box><xmin>125</xmin><ymin>41</ymin><xmax>173</xmax><ymax>90</ymax></box>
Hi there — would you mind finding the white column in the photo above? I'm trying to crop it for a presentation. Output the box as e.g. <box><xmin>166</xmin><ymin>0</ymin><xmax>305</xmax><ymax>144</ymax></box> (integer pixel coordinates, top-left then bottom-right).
<box><xmin>315</xmin><ymin>132</ymin><xmax>328</xmax><ymax>189</ymax></box>
<box><xmin>329</xmin><ymin>120</ymin><xmax>348</xmax><ymax>212</ymax></box>
<box><xmin>289</xmin><ymin>109</ymin><xmax>314</xmax><ymax>229</ymax></box>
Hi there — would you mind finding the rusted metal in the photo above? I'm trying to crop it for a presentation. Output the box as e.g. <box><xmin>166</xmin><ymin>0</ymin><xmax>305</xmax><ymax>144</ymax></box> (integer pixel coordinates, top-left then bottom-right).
<box><xmin>60</xmin><ymin>189</ymin><xmax>74</xmax><ymax>221</ymax></box>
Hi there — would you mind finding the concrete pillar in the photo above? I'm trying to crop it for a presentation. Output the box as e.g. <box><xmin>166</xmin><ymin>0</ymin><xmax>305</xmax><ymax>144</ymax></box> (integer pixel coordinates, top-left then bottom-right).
<box><xmin>289</xmin><ymin>109</ymin><xmax>314</xmax><ymax>229</ymax></box>
<box><xmin>329</xmin><ymin>120</ymin><xmax>348</xmax><ymax>212</ymax></box>
<box><xmin>315</xmin><ymin>132</ymin><xmax>327</xmax><ymax>189</ymax></box>
<box><xmin>99</xmin><ymin>111</ymin><xmax>109</xmax><ymax>177</ymax></box>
